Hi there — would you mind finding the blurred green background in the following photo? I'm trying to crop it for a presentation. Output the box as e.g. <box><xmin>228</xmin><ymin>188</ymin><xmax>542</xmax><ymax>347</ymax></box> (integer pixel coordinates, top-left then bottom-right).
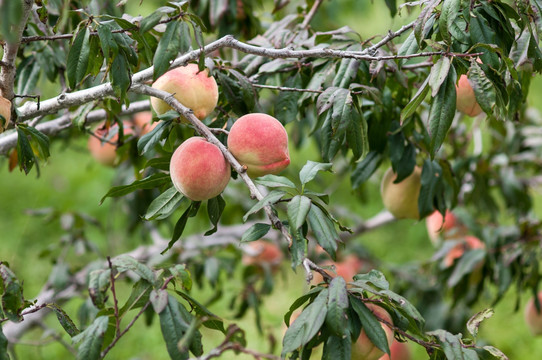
<box><xmin>2</xmin><ymin>0</ymin><xmax>542</xmax><ymax>359</ymax></box>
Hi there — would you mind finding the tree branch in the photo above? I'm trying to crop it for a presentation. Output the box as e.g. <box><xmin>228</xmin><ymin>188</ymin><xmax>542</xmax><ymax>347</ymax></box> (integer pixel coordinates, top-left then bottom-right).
<box><xmin>300</xmin><ymin>0</ymin><xmax>325</xmax><ymax>29</ymax></box>
<box><xmin>0</xmin><ymin>0</ymin><xmax>34</xmax><ymax>101</ymax></box>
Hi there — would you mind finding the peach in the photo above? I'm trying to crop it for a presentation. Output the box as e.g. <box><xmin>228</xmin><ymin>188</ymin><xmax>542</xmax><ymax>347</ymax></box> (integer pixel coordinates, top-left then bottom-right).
<box><xmin>443</xmin><ymin>235</ymin><xmax>484</xmax><ymax>267</ymax></box>
<box><xmin>169</xmin><ymin>137</ymin><xmax>230</xmax><ymax>201</ymax></box>
<box><xmin>425</xmin><ymin>210</ymin><xmax>465</xmax><ymax>245</ymax></box>
<box><xmin>242</xmin><ymin>239</ymin><xmax>283</xmax><ymax>270</ymax></box>
<box><xmin>380</xmin><ymin>166</ymin><xmax>422</xmax><ymax>220</ymax></box>
<box><xmin>352</xmin><ymin>303</ymin><xmax>395</xmax><ymax>360</ymax></box>
<box><xmin>456</xmin><ymin>75</ymin><xmax>483</xmax><ymax>117</ymax></box>
<box><xmin>132</xmin><ymin>111</ymin><xmax>158</xmax><ymax>135</ymax></box>
<box><xmin>312</xmin><ymin>255</ymin><xmax>364</xmax><ymax>285</ymax></box>
<box><xmin>227</xmin><ymin>113</ymin><xmax>290</xmax><ymax>177</ymax></box>
<box><xmin>88</xmin><ymin>122</ymin><xmax>134</xmax><ymax>167</ymax></box>
<box><xmin>378</xmin><ymin>340</ymin><xmax>411</xmax><ymax>360</ymax></box>
<box><xmin>151</xmin><ymin>64</ymin><xmax>219</xmax><ymax>121</ymax></box>
<box><xmin>525</xmin><ymin>291</ymin><xmax>542</xmax><ymax>335</ymax></box>
<box><xmin>0</xmin><ymin>96</ymin><xmax>11</xmax><ymax>133</ymax></box>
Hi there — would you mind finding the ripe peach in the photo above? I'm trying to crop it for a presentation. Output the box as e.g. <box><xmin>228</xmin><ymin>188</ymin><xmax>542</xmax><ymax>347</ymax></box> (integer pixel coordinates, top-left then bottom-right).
<box><xmin>227</xmin><ymin>113</ymin><xmax>290</xmax><ymax>177</ymax></box>
<box><xmin>378</xmin><ymin>340</ymin><xmax>411</xmax><ymax>360</ymax></box>
<box><xmin>242</xmin><ymin>239</ymin><xmax>283</xmax><ymax>269</ymax></box>
<box><xmin>525</xmin><ymin>291</ymin><xmax>542</xmax><ymax>335</ymax></box>
<box><xmin>443</xmin><ymin>235</ymin><xmax>484</xmax><ymax>267</ymax></box>
<box><xmin>0</xmin><ymin>96</ymin><xmax>11</xmax><ymax>133</ymax></box>
<box><xmin>456</xmin><ymin>75</ymin><xmax>483</xmax><ymax>117</ymax></box>
<box><xmin>132</xmin><ymin>111</ymin><xmax>158</xmax><ymax>135</ymax></box>
<box><xmin>425</xmin><ymin>210</ymin><xmax>465</xmax><ymax>245</ymax></box>
<box><xmin>88</xmin><ymin>122</ymin><xmax>134</xmax><ymax>167</ymax></box>
<box><xmin>151</xmin><ymin>64</ymin><xmax>219</xmax><ymax>121</ymax></box>
<box><xmin>169</xmin><ymin>137</ymin><xmax>230</xmax><ymax>201</ymax></box>
<box><xmin>312</xmin><ymin>255</ymin><xmax>364</xmax><ymax>285</ymax></box>
<box><xmin>380</xmin><ymin>166</ymin><xmax>422</xmax><ymax>220</ymax></box>
<box><xmin>352</xmin><ymin>303</ymin><xmax>395</xmax><ymax>360</ymax></box>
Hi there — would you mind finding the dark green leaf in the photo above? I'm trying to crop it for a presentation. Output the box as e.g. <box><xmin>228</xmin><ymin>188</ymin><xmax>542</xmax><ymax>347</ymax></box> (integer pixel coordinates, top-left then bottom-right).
<box><xmin>326</xmin><ymin>277</ymin><xmax>349</xmax><ymax>337</ymax></box>
<box><xmin>112</xmin><ymin>255</ymin><xmax>156</xmax><ymax>284</ymax></box>
<box><xmin>350</xmin><ymin>297</ymin><xmax>390</xmax><ymax>356</ymax></box>
<box><xmin>145</xmin><ymin>187</ymin><xmax>185</xmax><ymax>220</ymax></box>
<box><xmin>119</xmin><ymin>280</ymin><xmax>152</xmax><ymax>316</ymax></box>
<box><xmin>430</xmin><ymin>329</ymin><xmax>465</xmax><ymax>360</ymax></box>
<box><xmin>255</xmin><ymin>175</ymin><xmax>296</xmax><ymax>189</ymax></box>
<box><xmin>0</xmin><ymin>0</ymin><xmax>22</xmax><ymax>43</ymax></box>
<box><xmin>175</xmin><ymin>290</ymin><xmax>225</xmax><ymax>334</ymax></box>
<box><xmin>322</xmin><ymin>334</ymin><xmax>351</xmax><ymax>360</ymax></box>
<box><xmin>241</xmin><ymin>223</ymin><xmax>271</xmax><ymax>243</ymax></box>
<box><xmin>100</xmin><ymin>173</ymin><xmax>171</xmax><ymax>204</ymax></box>
<box><xmin>351</xmin><ymin>151</ymin><xmax>382</xmax><ymax>189</ymax></box>
<box><xmin>158</xmin><ymin>295</ymin><xmax>190</xmax><ymax>360</ymax></box>
<box><xmin>67</xmin><ymin>27</ymin><xmax>91</xmax><ymax>89</ymax></box>
<box><xmin>16</xmin><ymin>127</ymin><xmax>35</xmax><ymax>175</ymax></box>
<box><xmin>439</xmin><ymin>0</ymin><xmax>460</xmax><ymax>44</ymax></box>
<box><xmin>447</xmin><ymin>249</ymin><xmax>486</xmax><ymax>287</ymax></box>
<box><xmin>88</xmin><ymin>269</ymin><xmax>110</xmax><ymax>309</ymax></box>
<box><xmin>72</xmin><ymin>316</ymin><xmax>109</xmax><ymax>360</ymax></box>
<box><xmin>428</xmin><ymin>66</ymin><xmax>456</xmax><ymax>157</ymax></box>
<box><xmin>384</xmin><ymin>0</ymin><xmax>397</xmax><ymax>17</ymax></box>
<box><xmin>469</xmin><ymin>61</ymin><xmax>496</xmax><ymax>116</ymax></box>
<box><xmin>0</xmin><ymin>264</ymin><xmax>24</xmax><ymax>323</ymax></box>
<box><xmin>276</xmin><ymin>74</ymin><xmax>302</xmax><ymax>122</ymax></box>
<box><xmin>49</xmin><ymin>304</ymin><xmax>80</xmax><ymax>337</ymax></box>
<box><xmin>138</xmin><ymin>120</ymin><xmax>171</xmax><ymax>155</ymax></box>
<box><xmin>429</xmin><ymin>57</ymin><xmax>451</xmax><ymax>97</ymax></box>
<box><xmin>282</xmin><ymin>289</ymin><xmax>328</xmax><ymax>357</ymax></box>
<box><xmin>205</xmin><ymin>195</ymin><xmax>226</xmax><ymax>236</ymax></box>
<box><xmin>307</xmin><ymin>205</ymin><xmax>338</xmax><ymax>260</ymax></box>
<box><xmin>243</xmin><ymin>190</ymin><xmax>287</xmax><ymax>222</ymax></box>
<box><xmin>0</xmin><ymin>324</ymin><xmax>9</xmax><ymax>360</ymax></box>
<box><xmin>110</xmin><ymin>52</ymin><xmax>132</xmax><ymax>102</ymax></box>
<box><xmin>153</xmin><ymin>21</ymin><xmax>181</xmax><ymax>80</ymax></box>
<box><xmin>418</xmin><ymin>160</ymin><xmax>443</xmax><ymax>219</ymax></box>
<box><xmin>400</xmin><ymin>76</ymin><xmax>429</xmax><ymax>122</ymax></box>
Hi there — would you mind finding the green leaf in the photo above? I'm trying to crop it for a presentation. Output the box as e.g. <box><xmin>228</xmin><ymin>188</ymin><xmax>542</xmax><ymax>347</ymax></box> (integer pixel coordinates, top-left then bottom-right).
<box><xmin>307</xmin><ymin>205</ymin><xmax>338</xmax><ymax>260</ymax></box>
<box><xmin>97</xmin><ymin>22</ymin><xmax>119</xmax><ymax>60</ymax></box>
<box><xmin>243</xmin><ymin>190</ymin><xmax>287</xmax><ymax>222</ymax></box>
<box><xmin>428</xmin><ymin>66</ymin><xmax>457</xmax><ymax>157</ymax></box>
<box><xmin>48</xmin><ymin>304</ymin><xmax>80</xmax><ymax>337</ymax></box>
<box><xmin>467</xmin><ymin>308</ymin><xmax>494</xmax><ymax>339</ymax></box>
<box><xmin>158</xmin><ymin>295</ymin><xmax>191</xmax><ymax>360</ymax></box>
<box><xmin>346</xmin><ymin>106</ymin><xmax>368</xmax><ymax>160</ymax></box>
<box><xmin>140</xmin><ymin>6</ymin><xmax>176</xmax><ymax>33</ymax></box>
<box><xmin>138</xmin><ymin>120</ymin><xmax>171</xmax><ymax>155</ymax></box>
<box><xmin>169</xmin><ymin>265</ymin><xmax>192</xmax><ymax>292</ymax></box>
<box><xmin>276</xmin><ymin>74</ymin><xmax>302</xmax><ymax>123</ymax></box>
<box><xmin>150</xmin><ymin>288</ymin><xmax>169</xmax><ymax>314</ymax></box>
<box><xmin>110</xmin><ymin>52</ymin><xmax>132</xmax><ymax>102</ymax></box>
<box><xmin>352</xmin><ymin>270</ymin><xmax>390</xmax><ymax>291</ymax></box>
<box><xmin>100</xmin><ymin>173</ymin><xmax>171</xmax><ymax>204</ymax></box>
<box><xmin>350</xmin><ymin>297</ymin><xmax>390</xmax><ymax>356</ymax></box>
<box><xmin>67</xmin><ymin>27</ymin><xmax>91</xmax><ymax>89</ymax></box>
<box><xmin>483</xmin><ymin>345</ymin><xmax>509</xmax><ymax>360</ymax></box>
<box><xmin>145</xmin><ymin>187</ymin><xmax>185</xmax><ymax>221</ymax></box>
<box><xmin>299</xmin><ymin>161</ymin><xmax>333</xmax><ymax>186</ymax></box>
<box><xmin>153</xmin><ymin>20</ymin><xmax>182</xmax><ymax>80</ymax></box>
<box><xmin>384</xmin><ymin>0</ymin><xmax>397</xmax><ymax>17</ymax></box>
<box><xmin>174</xmin><ymin>290</ymin><xmax>225</xmax><ymax>334</ymax></box>
<box><xmin>162</xmin><ymin>203</ymin><xmax>195</xmax><ymax>254</ymax></box>
<box><xmin>112</xmin><ymin>255</ymin><xmax>156</xmax><ymax>284</ymax></box>
<box><xmin>429</xmin><ymin>57</ymin><xmax>451</xmax><ymax>97</ymax></box>
<box><xmin>287</xmin><ymin>195</ymin><xmax>312</xmax><ymax>231</ymax></box>
<box><xmin>0</xmin><ymin>324</ymin><xmax>9</xmax><ymax>360</ymax></box>
<box><xmin>400</xmin><ymin>76</ymin><xmax>430</xmax><ymax>123</ymax></box>
<box><xmin>0</xmin><ymin>0</ymin><xmax>22</xmax><ymax>43</ymax></box>
<box><xmin>322</xmin><ymin>333</ymin><xmax>351</xmax><ymax>360</ymax></box>
<box><xmin>205</xmin><ymin>195</ymin><xmax>226</xmax><ymax>236</ymax></box>
<box><xmin>447</xmin><ymin>249</ymin><xmax>486</xmax><ymax>287</ymax></box>
<box><xmin>0</xmin><ymin>264</ymin><xmax>24</xmax><ymax>322</ymax></box>
<box><xmin>16</xmin><ymin>124</ymin><xmax>50</xmax><ymax>161</ymax></box>
<box><xmin>16</xmin><ymin>127</ymin><xmax>35</xmax><ymax>175</ymax></box>
<box><xmin>282</xmin><ymin>289</ymin><xmax>329</xmax><ymax>357</ymax></box>
<box><xmin>119</xmin><ymin>280</ymin><xmax>152</xmax><ymax>316</ymax></box>
<box><xmin>241</xmin><ymin>223</ymin><xmax>271</xmax><ymax>243</ymax></box>
<box><xmin>72</xmin><ymin>316</ymin><xmax>109</xmax><ymax>360</ymax></box>
<box><xmin>88</xmin><ymin>269</ymin><xmax>110</xmax><ymax>309</ymax></box>
<box><xmin>429</xmin><ymin>329</ymin><xmax>465</xmax><ymax>360</ymax></box>
<box><xmin>326</xmin><ymin>277</ymin><xmax>349</xmax><ymax>337</ymax></box>
<box><xmin>439</xmin><ymin>0</ymin><xmax>460</xmax><ymax>44</ymax></box>
<box><xmin>418</xmin><ymin>160</ymin><xmax>443</xmax><ymax>219</ymax></box>
<box><xmin>468</xmin><ymin>61</ymin><xmax>496</xmax><ymax>116</ymax></box>
<box><xmin>351</xmin><ymin>151</ymin><xmax>382</xmax><ymax>189</ymax></box>
<box><xmin>255</xmin><ymin>175</ymin><xmax>296</xmax><ymax>189</ymax></box>
<box><xmin>397</xmin><ymin>31</ymin><xmax>419</xmax><ymax>66</ymax></box>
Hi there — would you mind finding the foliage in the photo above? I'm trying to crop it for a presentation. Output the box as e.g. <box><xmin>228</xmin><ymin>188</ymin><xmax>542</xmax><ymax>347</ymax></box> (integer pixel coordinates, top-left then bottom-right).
<box><xmin>1</xmin><ymin>0</ymin><xmax>542</xmax><ymax>359</ymax></box>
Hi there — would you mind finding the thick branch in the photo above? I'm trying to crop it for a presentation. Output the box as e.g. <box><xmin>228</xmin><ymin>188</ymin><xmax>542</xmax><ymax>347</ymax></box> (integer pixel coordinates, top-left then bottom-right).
<box><xmin>0</xmin><ymin>100</ymin><xmax>150</xmax><ymax>155</ymax></box>
<box><xmin>0</xmin><ymin>0</ymin><xmax>34</xmax><ymax>100</ymax></box>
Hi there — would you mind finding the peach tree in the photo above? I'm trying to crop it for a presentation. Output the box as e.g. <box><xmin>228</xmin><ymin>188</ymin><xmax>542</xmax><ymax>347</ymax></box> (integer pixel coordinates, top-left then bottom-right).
<box><xmin>1</xmin><ymin>0</ymin><xmax>542</xmax><ymax>359</ymax></box>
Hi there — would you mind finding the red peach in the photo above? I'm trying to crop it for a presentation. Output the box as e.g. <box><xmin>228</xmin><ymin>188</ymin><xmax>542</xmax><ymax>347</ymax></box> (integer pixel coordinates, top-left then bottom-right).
<box><xmin>352</xmin><ymin>303</ymin><xmax>395</xmax><ymax>360</ymax></box>
<box><xmin>426</xmin><ymin>210</ymin><xmax>464</xmax><ymax>245</ymax></box>
<box><xmin>0</xmin><ymin>96</ymin><xmax>11</xmax><ymax>133</ymax></box>
<box><xmin>242</xmin><ymin>239</ymin><xmax>283</xmax><ymax>269</ymax></box>
<box><xmin>88</xmin><ymin>122</ymin><xmax>134</xmax><ymax>167</ymax></box>
<box><xmin>378</xmin><ymin>340</ymin><xmax>411</xmax><ymax>360</ymax></box>
<box><xmin>227</xmin><ymin>113</ymin><xmax>290</xmax><ymax>178</ymax></box>
<box><xmin>132</xmin><ymin>111</ymin><xmax>158</xmax><ymax>135</ymax></box>
<box><xmin>443</xmin><ymin>235</ymin><xmax>484</xmax><ymax>267</ymax></box>
<box><xmin>456</xmin><ymin>75</ymin><xmax>483</xmax><ymax>117</ymax></box>
<box><xmin>525</xmin><ymin>291</ymin><xmax>542</xmax><ymax>336</ymax></box>
<box><xmin>151</xmin><ymin>64</ymin><xmax>219</xmax><ymax>121</ymax></box>
<box><xmin>169</xmin><ymin>137</ymin><xmax>230</xmax><ymax>201</ymax></box>
<box><xmin>380</xmin><ymin>167</ymin><xmax>422</xmax><ymax>220</ymax></box>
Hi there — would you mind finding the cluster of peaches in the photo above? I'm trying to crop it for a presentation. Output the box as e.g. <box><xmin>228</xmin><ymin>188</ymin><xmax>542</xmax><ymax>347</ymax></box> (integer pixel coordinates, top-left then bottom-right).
<box><xmin>88</xmin><ymin>64</ymin><xmax>290</xmax><ymax>201</ymax></box>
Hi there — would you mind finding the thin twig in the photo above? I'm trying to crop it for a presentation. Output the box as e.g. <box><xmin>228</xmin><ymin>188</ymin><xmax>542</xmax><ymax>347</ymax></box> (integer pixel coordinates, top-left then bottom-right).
<box><xmin>107</xmin><ymin>257</ymin><xmax>121</xmax><ymax>338</ymax></box>
<box><xmin>252</xmin><ymin>83</ymin><xmax>323</xmax><ymax>94</ymax></box>
<box><xmin>300</xmin><ymin>0</ymin><xmax>325</xmax><ymax>29</ymax></box>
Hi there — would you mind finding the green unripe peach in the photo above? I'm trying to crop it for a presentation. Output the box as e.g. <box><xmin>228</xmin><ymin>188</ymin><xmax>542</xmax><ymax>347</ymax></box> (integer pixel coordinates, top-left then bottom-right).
<box><xmin>380</xmin><ymin>166</ymin><xmax>422</xmax><ymax>220</ymax></box>
<box><xmin>151</xmin><ymin>64</ymin><xmax>219</xmax><ymax>121</ymax></box>
<box><xmin>169</xmin><ymin>137</ymin><xmax>231</xmax><ymax>201</ymax></box>
<box><xmin>227</xmin><ymin>113</ymin><xmax>290</xmax><ymax>178</ymax></box>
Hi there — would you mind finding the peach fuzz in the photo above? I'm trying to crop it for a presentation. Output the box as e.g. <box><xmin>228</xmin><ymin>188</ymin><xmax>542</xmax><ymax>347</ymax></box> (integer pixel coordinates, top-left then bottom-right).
<box><xmin>525</xmin><ymin>291</ymin><xmax>542</xmax><ymax>335</ymax></box>
<box><xmin>456</xmin><ymin>74</ymin><xmax>483</xmax><ymax>117</ymax></box>
<box><xmin>151</xmin><ymin>64</ymin><xmax>218</xmax><ymax>121</ymax></box>
<box><xmin>352</xmin><ymin>303</ymin><xmax>395</xmax><ymax>360</ymax></box>
<box><xmin>380</xmin><ymin>166</ymin><xmax>422</xmax><ymax>220</ymax></box>
<box><xmin>88</xmin><ymin>122</ymin><xmax>134</xmax><ymax>167</ymax></box>
<box><xmin>169</xmin><ymin>137</ymin><xmax>230</xmax><ymax>201</ymax></box>
<box><xmin>378</xmin><ymin>340</ymin><xmax>411</xmax><ymax>360</ymax></box>
<box><xmin>0</xmin><ymin>96</ymin><xmax>11</xmax><ymax>133</ymax></box>
<box><xmin>227</xmin><ymin>113</ymin><xmax>290</xmax><ymax>178</ymax></box>
<box><xmin>242</xmin><ymin>239</ymin><xmax>283</xmax><ymax>269</ymax></box>
<box><xmin>132</xmin><ymin>111</ymin><xmax>158</xmax><ymax>135</ymax></box>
